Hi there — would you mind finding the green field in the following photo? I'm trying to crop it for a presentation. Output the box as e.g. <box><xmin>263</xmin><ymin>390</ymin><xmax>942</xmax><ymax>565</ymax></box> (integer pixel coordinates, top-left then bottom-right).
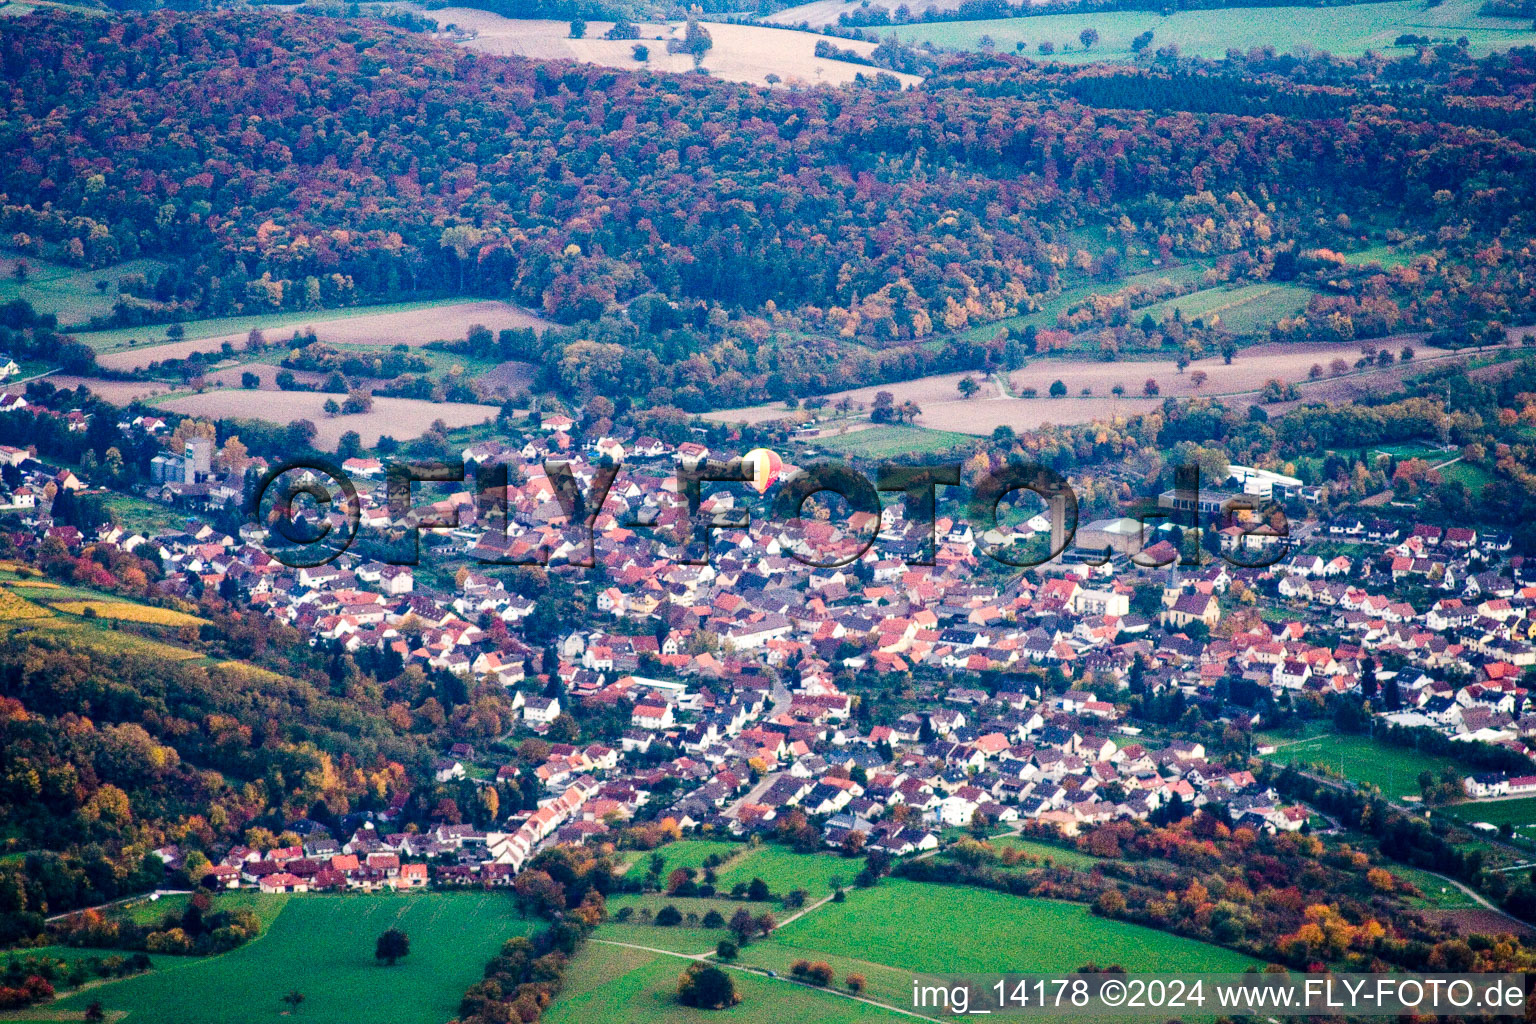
<box><xmin>807</xmin><ymin>424</ymin><xmax>974</xmax><ymax>459</ymax></box>
<box><xmin>1135</xmin><ymin>283</ymin><xmax>1315</xmax><ymax>337</ymax></box>
<box><xmin>1346</xmin><ymin>244</ymin><xmax>1418</xmax><ymax>269</ymax></box>
<box><xmin>69</xmin><ymin>298</ymin><xmax>473</xmax><ymax>353</ymax></box>
<box><xmin>1439</xmin><ymin>458</ymin><xmax>1494</xmax><ymax>494</ymax></box>
<box><xmin>1260</xmin><ymin>733</ymin><xmax>1470</xmax><ymax>800</ymax></box>
<box><xmin>1443</xmin><ymin>797</ymin><xmax>1536</xmax><ymax>841</ymax></box>
<box><xmin>712</xmin><ymin>846</ymin><xmax>862</xmax><ymax>898</ymax></box>
<box><xmin>545</xmin><ymin>941</ymin><xmax>915</xmax><ymax>1024</ymax></box>
<box><xmin>627</xmin><ymin>842</ymin><xmax>863</xmax><ymax>901</ymax></box>
<box><xmin>891</xmin><ymin>0</ymin><xmax>1536</xmax><ymax>61</ymax></box>
<box><xmin>1385</xmin><ymin>864</ymin><xmax>1482</xmax><ymax>910</ymax></box>
<box><xmin>625</xmin><ymin>839</ymin><xmax>746</xmax><ymax>881</ymax></box>
<box><xmin>30</xmin><ymin>892</ymin><xmax>536</xmax><ymax>1024</ymax></box>
<box><xmin>603</xmin><ymin>894</ymin><xmax>778</xmax><ymax>954</ymax></box>
<box><xmin>734</xmin><ymin>881</ymin><xmax>1258</xmax><ymax>1011</ymax></box>
<box><xmin>0</xmin><ymin>253</ymin><xmax>167</xmax><ymax>329</ymax></box>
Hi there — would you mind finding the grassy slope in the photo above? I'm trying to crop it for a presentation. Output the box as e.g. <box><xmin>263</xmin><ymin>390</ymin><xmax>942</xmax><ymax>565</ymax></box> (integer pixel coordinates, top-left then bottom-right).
<box><xmin>890</xmin><ymin>0</ymin><xmax>1536</xmax><ymax>61</ymax></box>
<box><xmin>545</xmin><ymin>941</ymin><xmax>915</xmax><ymax>1024</ymax></box>
<box><xmin>0</xmin><ymin>253</ymin><xmax>167</xmax><ymax>330</ymax></box>
<box><xmin>733</xmin><ymin>881</ymin><xmax>1258</xmax><ymax>1011</ymax></box>
<box><xmin>43</xmin><ymin>892</ymin><xmax>536</xmax><ymax>1024</ymax></box>
<box><xmin>1135</xmin><ymin>283</ymin><xmax>1316</xmax><ymax>337</ymax></box>
<box><xmin>0</xmin><ymin>574</ymin><xmax>207</xmax><ymax>663</ymax></box>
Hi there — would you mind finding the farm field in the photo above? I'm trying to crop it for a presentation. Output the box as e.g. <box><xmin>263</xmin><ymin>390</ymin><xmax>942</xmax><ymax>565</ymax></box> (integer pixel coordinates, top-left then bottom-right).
<box><xmin>804</xmin><ymin>423</ymin><xmax>975</xmax><ymax>458</ymax></box>
<box><xmin>0</xmin><ymin>616</ymin><xmax>206</xmax><ymax>662</ymax></box>
<box><xmin>83</xmin><ymin>298</ymin><xmax>545</xmax><ymax>366</ymax></box>
<box><xmin>1260</xmin><ymin>733</ymin><xmax>1471</xmax><ymax>800</ymax></box>
<box><xmin>0</xmin><ymin>577</ymin><xmax>207</xmax><ymax>662</ymax></box>
<box><xmin>34</xmin><ymin>892</ymin><xmax>537</xmax><ymax>1024</ymax></box>
<box><xmin>430</xmin><ymin>8</ymin><xmax>923</xmax><ymax>88</ymax></box>
<box><xmin>153</xmin><ymin>390</ymin><xmax>500</xmax><ymax>449</ymax></box>
<box><xmin>0</xmin><ymin>253</ymin><xmax>167</xmax><ymax>329</ymax></box>
<box><xmin>888</xmin><ymin>0</ymin><xmax>1536</xmax><ymax>61</ymax></box>
<box><xmin>545</xmin><ymin>940</ymin><xmax>914</xmax><ymax>1024</ymax></box>
<box><xmin>734</xmin><ymin>881</ymin><xmax>1259</xmax><ymax>1011</ymax></box>
<box><xmin>707</xmin><ymin>338</ymin><xmax>1461</xmax><ymax>435</ymax></box>
<box><xmin>46</xmin><ymin>599</ymin><xmax>208</xmax><ymax>627</ymax></box>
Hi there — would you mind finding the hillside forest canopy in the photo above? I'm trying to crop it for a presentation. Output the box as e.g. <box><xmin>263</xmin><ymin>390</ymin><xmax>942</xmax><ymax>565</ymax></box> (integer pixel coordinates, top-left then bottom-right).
<box><xmin>1</xmin><ymin>12</ymin><xmax>1535</xmax><ymax>411</ymax></box>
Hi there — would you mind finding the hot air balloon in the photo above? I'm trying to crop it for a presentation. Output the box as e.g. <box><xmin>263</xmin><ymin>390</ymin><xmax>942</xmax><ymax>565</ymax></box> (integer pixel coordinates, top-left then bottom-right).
<box><xmin>742</xmin><ymin>447</ymin><xmax>783</xmax><ymax>494</ymax></box>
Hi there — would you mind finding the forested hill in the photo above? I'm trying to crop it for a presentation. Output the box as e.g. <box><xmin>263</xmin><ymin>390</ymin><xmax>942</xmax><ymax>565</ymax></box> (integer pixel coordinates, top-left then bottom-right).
<box><xmin>2</xmin><ymin>12</ymin><xmax>1535</xmax><ymax>407</ymax></box>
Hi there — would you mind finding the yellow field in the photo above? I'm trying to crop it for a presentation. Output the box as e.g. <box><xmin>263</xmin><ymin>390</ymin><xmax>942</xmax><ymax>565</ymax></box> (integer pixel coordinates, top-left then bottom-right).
<box><xmin>49</xmin><ymin>600</ymin><xmax>208</xmax><ymax>627</ymax></box>
<box><xmin>0</xmin><ymin>617</ymin><xmax>206</xmax><ymax>661</ymax></box>
<box><xmin>0</xmin><ymin>589</ymin><xmax>52</xmax><ymax>621</ymax></box>
<box><xmin>5</xmin><ymin>580</ymin><xmax>60</xmax><ymax>589</ymax></box>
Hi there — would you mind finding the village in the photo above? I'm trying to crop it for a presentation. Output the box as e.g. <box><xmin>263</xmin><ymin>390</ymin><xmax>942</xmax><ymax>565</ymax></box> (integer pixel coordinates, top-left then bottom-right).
<box><xmin>3</xmin><ymin>385</ymin><xmax>1536</xmax><ymax>896</ymax></box>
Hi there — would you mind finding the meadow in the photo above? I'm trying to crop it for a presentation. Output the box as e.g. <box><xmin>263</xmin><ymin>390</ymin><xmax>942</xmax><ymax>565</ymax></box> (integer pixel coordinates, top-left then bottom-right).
<box><xmin>32</xmin><ymin>891</ymin><xmax>536</xmax><ymax>1024</ymax></box>
<box><xmin>732</xmin><ymin>881</ymin><xmax>1258</xmax><ymax>1011</ymax></box>
<box><xmin>625</xmin><ymin>841</ymin><xmax>862</xmax><ymax>900</ymax></box>
<box><xmin>602</xmin><ymin>894</ymin><xmax>778</xmax><ymax>954</ymax></box>
<box><xmin>711</xmin><ymin>846</ymin><xmax>862</xmax><ymax>898</ymax></box>
<box><xmin>0</xmin><ymin>252</ymin><xmax>167</xmax><ymax>329</ymax></box>
<box><xmin>108</xmin><ymin>890</ymin><xmax>287</xmax><ymax>929</ymax></box>
<box><xmin>806</xmin><ymin>423</ymin><xmax>976</xmax><ymax>458</ymax></box>
<box><xmin>1134</xmin><ymin>283</ymin><xmax>1315</xmax><ymax>337</ymax></box>
<box><xmin>888</xmin><ymin>0</ymin><xmax>1536</xmax><ymax>61</ymax></box>
<box><xmin>951</xmin><ymin>261</ymin><xmax>1213</xmax><ymax>347</ymax></box>
<box><xmin>1384</xmin><ymin>864</ymin><xmax>1482</xmax><ymax>911</ymax></box>
<box><xmin>544</xmin><ymin>941</ymin><xmax>914</xmax><ymax>1024</ymax></box>
<box><xmin>1260</xmin><ymin>733</ymin><xmax>1471</xmax><ymax>800</ymax></box>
